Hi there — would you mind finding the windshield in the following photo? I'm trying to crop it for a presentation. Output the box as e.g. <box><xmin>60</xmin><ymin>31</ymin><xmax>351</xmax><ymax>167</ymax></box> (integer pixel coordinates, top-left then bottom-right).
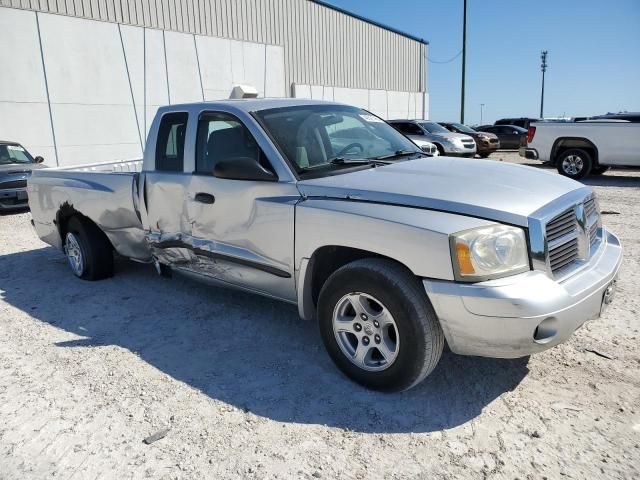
<box><xmin>449</xmin><ymin>123</ymin><xmax>476</xmax><ymax>134</ymax></box>
<box><xmin>254</xmin><ymin>105</ymin><xmax>422</xmax><ymax>177</ymax></box>
<box><xmin>0</xmin><ymin>144</ymin><xmax>34</xmax><ymax>165</ymax></box>
<box><xmin>419</xmin><ymin>121</ymin><xmax>450</xmax><ymax>134</ymax></box>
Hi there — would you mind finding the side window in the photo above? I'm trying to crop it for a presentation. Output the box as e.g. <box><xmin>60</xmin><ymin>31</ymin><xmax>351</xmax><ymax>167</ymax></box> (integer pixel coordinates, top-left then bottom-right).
<box><xmin>395</xmin><ymin>122</ymin><xmax>421</xmax><ymax>135</ymax></box>
<box><xmin>156</xmin><ymin>112</ymin><xmax>188</xmax><ymax>172</ymax></box>
<box><xmin>196</xmin><ymin>112</ymin><xmax>270</xmax><ymax>175</ymax></box>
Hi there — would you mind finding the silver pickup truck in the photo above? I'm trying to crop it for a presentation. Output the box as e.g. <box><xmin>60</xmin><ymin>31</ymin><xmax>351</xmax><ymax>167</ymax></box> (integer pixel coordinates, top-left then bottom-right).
<box><xmin>28</xmin><ymin>99</ymin><xmax>622</xmax><ymax>392</ymax></box>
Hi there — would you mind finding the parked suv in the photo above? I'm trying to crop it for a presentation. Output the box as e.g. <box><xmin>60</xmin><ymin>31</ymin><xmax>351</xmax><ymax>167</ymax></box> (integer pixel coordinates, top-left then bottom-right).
<box><xmin>495</xmin><ymin>117</ymin><xmax>541</xmax><ymax>130</ymax></box>
<box><xmin>476</xmin><ymin>125</ymin><xmax>528</xmax><ymax>149</ymax></box>
<box><xmin>0</xmin><ymin>141</ymin><xmax>45</xmax><ymax>211</ymax></box>
<box><xmin>388</xmin><ymin>120</ymin><xmax>476</xmax><ymax>157</ymax></box>
<box><xmin>439</xmin><ymin>122</ymin><xmax>499</xmax><ymax>158</ymax></box>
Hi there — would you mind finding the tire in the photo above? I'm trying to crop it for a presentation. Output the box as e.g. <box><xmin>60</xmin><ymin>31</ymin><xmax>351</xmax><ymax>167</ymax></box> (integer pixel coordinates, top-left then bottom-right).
<box><xmin>591</xmin><ymin>165</ymin><xmax>610</xmax><ymax>175</ymax></box>
<box><xmin>556</xmin><ymin>148</ymin><xmax>592</xmax><ymax>179</ymax></box>
<box><xmin>317</xmin><ymin>258</ymin><xmax>444</xmax><ymax>392</ymax></box>
<box><xmin>479</xmin><ymin>152</ymin><xmax>490</xmax><ymax>158</ymax></box>
<box><xmin>64</xmin><ymin>216</ymin><xmax>114</xmax><ymax>280</ymax></box>
<box><xmin>434</xmin><ymin>144</ymin><xmax>445</xmax><ymax>156</ymax></box>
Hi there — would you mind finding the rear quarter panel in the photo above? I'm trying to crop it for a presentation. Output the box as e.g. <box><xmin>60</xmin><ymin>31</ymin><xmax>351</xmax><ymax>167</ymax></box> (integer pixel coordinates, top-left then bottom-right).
<box><xmin>28</xmin><ymin>169</ymin><xmax>150</xmax><ymax>260</ymax></box>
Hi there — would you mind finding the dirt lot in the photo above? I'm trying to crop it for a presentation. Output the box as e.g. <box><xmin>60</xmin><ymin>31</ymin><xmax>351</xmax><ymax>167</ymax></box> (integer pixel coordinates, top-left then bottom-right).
<box><xmin>1</xmin><ymin>152</ymin><xmax>639</xmax><ymax>480</ymax></box>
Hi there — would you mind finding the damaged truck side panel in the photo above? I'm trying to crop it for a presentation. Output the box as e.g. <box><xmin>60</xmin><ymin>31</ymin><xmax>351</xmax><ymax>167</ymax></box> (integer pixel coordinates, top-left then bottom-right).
<box><xmin>29</xmin><ymin>169</ymin><xmax>149</xmax><ymax>261</ymax></box>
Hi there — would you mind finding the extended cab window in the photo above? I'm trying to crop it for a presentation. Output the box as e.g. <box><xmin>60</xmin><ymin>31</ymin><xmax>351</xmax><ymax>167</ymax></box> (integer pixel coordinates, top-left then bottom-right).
<box><xmin>195</xmin><ymin>112</ymin><xmax>272</xmax><ymax>175</ymax></box>
<box><xmin>156</xmin><ymin>112</ymin><xmax>187</xmax><ymax>172</ymax></box>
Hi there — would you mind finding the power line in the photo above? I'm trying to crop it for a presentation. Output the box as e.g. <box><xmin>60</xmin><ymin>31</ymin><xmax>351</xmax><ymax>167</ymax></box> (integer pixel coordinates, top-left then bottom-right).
<box><xmin>428</xmin><ymin>50</ymin><xmax>462</xmax><ymax>64</ymax></box>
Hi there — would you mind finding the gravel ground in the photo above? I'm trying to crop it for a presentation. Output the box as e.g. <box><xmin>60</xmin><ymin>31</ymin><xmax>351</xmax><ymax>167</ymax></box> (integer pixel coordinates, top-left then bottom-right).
<box><xmin>1</xmin><ymin>152</ymin><xmax>639</xmax><ymax>480</ymax></box>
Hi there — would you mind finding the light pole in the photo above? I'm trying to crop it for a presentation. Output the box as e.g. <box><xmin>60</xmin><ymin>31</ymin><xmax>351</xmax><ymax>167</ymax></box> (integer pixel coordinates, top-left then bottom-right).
<box><xmin>480</xmin><ymin>103</ymin><xmax>485</xmax><ymax>125</ymax></box>
<box><xmin>460</xmin><ymin>0</ymin><xmax>467</xmax><ymax>123</ymax></box>
<box><xmin>540</xmin><ymin>50</ymin><xmax>548</xmax><ymax>118</ymax></box>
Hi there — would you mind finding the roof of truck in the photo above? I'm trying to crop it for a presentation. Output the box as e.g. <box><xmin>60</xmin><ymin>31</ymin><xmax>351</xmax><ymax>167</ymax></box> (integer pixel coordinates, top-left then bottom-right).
<box><xmin>160</xmin><ymin>98</ymin><xmax>342</xmax><ymax>114</ymax></box>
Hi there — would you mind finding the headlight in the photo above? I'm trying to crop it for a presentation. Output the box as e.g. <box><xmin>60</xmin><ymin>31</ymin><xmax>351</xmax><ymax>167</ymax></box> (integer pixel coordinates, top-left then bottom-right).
<box><xmin>450</xmin><ymin>225</ymin><xmax>530</xmax><ymax>281</ymax></box>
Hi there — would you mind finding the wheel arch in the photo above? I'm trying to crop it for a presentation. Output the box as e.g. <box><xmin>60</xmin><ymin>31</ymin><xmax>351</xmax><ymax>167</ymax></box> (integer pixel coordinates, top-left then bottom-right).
<box><xmin>297</xmin><ymin>245</ymin><xmax>417</xmax><ymax>321</ymax></box>
<box><xmin>55</xmin><ymin>203</ymin><xmax>114</xmax><ymax>251</ymax></box>
<box><xmin>551</xmin><ymin>137</ymin><xmax>599</xmax><ymax>166</ymax></box>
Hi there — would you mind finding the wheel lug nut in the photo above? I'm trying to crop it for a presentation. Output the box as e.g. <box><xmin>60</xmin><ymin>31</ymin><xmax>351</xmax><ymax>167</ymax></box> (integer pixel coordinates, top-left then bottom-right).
<box><xmin>360</xmin><ymin>313</ymin><xmax>368</xmax><ymax>321</ymax></box>
<box><xmin>362</xmin><ymin>337</ymin><xmax>370</xmax><ymax>346</ymax></box>
<box><xmin>354</xmin><ymin>323</ymin><xmax>362</xmax><ymax>332</ymax></box>
<box><xmin>374</xmin><ymin>335</ymin><xmax>381</xmax><ymax>344</ymax></box>
<box><xmin>373</xmin><ymin>320</ymin><xmax>380</xmax><ymax>328</ymax></box>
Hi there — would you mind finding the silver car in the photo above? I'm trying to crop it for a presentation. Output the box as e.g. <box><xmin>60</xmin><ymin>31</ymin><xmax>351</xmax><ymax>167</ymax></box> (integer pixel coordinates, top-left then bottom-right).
<box><xmin>389</xmin><ymin>119</ymin><xmax>477</xmax><ymax>157</ymax></box>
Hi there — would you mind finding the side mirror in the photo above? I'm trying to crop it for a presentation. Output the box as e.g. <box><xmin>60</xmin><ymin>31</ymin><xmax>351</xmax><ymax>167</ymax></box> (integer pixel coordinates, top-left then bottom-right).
<box><xmin>34</xmin><ymin>156</ymin><xmax>44</xmax><ymax>164</ymax></box>
<box><xmin>214</xmin><ymin>156</ymin><xmax>277</xmax><ymax>182</ymax></box>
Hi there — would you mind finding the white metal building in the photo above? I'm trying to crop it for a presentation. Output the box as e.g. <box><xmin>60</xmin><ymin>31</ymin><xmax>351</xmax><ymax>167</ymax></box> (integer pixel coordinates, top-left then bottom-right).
<box><xmin>0</xmin><ymin>0</ymin><xmax>428</xmax><ymax>166</ymax></box>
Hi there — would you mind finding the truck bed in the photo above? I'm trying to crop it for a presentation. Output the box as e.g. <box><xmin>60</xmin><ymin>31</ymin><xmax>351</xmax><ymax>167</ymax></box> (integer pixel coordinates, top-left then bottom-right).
<box><xmin>28</xmin><ymin>164</ymin><xmax>150</xmax><ymax>261</ymax></box>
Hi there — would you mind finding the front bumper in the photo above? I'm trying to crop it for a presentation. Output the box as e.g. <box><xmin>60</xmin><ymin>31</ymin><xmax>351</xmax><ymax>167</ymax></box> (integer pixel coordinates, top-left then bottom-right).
<box><xmin>477</xmin><ymin>140</ymin><xmax>500</xmax><ymax>154</ymax></box>
<box><xmin>519</xmin><ymin>147</ymin><xmax>539</xmax><ymax>160</ymax></box>
<box><xmin>423</xmin><ymin>229</ymin><xmax>622</xmax><ymax>358</ymax></box>
<box><xmin>0</xmin><ymin>187</ymin><xmax>29</xmax><ymax>211</ymax></box>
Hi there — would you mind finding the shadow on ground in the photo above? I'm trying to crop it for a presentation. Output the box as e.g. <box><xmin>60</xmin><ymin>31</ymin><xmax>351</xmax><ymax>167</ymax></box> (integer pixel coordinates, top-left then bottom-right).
<box><xmin>1</xmin><ymin>246</ymin><xmax>529</xmax><ymax>433</ymax></box>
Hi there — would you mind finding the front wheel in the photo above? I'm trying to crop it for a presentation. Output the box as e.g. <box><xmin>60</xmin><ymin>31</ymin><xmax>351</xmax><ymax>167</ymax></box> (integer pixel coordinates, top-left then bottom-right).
<box><xmin>557</xmin><ymin>148</ymin><xmax>592</xmax><ymax>179</ymax></box>
<box><xmin>317</xmin><ymin>258</ymin><xmax>444</xmax><ymax>392</ymax></box>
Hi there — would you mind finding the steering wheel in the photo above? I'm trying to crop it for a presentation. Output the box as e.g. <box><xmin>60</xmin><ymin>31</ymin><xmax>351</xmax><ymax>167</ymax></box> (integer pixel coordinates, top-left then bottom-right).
<box><xmin>335</xmin><ymin>142</ymin><xmax>364</xmax><ymax>157</ymax></box>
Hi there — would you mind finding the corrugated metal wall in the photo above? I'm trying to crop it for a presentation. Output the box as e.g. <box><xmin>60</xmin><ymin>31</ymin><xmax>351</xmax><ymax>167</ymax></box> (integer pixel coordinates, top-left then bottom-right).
<box><xmin>1</xmin><ymin>0</ymin><xmax>426</xmax><ymax>93</ymax></box>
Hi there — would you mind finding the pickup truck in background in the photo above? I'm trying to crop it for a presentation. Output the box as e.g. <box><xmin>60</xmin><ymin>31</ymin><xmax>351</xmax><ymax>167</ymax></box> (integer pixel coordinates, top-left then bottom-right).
<box><xmin>28</xmin><ymin>99</ymin><xmax>622</xmax><ymax>392</ymax></box>
<box><xmin>520</xmin><ymin>121</ymin><xmax>640</xmax><ymax>179</ymax></box>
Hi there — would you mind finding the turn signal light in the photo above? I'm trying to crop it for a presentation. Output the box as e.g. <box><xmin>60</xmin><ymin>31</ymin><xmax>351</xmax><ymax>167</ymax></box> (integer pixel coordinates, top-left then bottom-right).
<box><xmin>455</xmin><ymin>242</ymin><xmax>475</xmax><ymax>275</ymax></box>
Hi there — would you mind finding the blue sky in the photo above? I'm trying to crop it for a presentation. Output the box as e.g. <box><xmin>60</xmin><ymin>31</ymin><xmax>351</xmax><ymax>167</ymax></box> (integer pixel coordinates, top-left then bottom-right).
<box><xmin>326</xmin><ymin>0</ymin><xmax>640</xmax><ymax>124</ymax></box>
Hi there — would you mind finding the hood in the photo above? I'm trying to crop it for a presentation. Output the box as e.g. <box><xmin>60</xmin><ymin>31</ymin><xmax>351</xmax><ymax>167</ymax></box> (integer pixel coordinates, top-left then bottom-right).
<box><xmin>474</xmin><ymin>131</ymin><xmax>499</xmax><ymax>140</ymax></box>
<box><xmin>0</xmin><ymin>163</ymin><xmax>46</xmax><ymax>175</ymax></box>
<box><xmin>297</xmin><ymin>157</ymin><xmax>584</xmax><ymax>226</ymax></box>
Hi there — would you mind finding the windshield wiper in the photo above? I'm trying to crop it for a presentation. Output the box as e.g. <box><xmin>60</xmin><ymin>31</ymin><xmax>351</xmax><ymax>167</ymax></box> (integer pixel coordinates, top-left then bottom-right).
<box><xmin>328</xmin><ymin>157</ymin><xmax>388</xmax><ymax>166</ymax></box>
<box><xmin>297</xmin><ymin>157</ymin><xmax>388</xmax><ymax>174</ymax></box>
<box><xmin>374</xmin><ymin>150</ymin><xmax>425</xmax><ymax>160</ymax></box>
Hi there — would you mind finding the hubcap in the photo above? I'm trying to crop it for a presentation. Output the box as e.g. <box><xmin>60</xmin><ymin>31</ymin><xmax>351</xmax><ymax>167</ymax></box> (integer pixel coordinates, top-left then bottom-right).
<box><xmin>562</xmin><ymin>155</ymin><xmax>584</xmax><ymax>175</ymax></box>
<box><xmin>65</xmin><ymin>232</ymin><xmax>84</xmax><ymax>277</ymax></box>
<box><xmin>332</xmin><ymin>292</ymin><xmax>400</xmax><ymax>372</ymax></box>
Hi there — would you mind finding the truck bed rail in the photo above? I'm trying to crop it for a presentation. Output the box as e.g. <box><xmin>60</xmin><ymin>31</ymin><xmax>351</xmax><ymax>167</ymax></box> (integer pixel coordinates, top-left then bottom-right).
<box><xmin>54</xmin><ymin>158</ymin><xmax>143</xmax><ymax>173</ymax></box>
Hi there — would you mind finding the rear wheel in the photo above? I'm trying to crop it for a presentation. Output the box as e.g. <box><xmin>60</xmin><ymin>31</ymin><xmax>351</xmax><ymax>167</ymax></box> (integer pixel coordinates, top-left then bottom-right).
<box><xmin>64</xmin><ymin>217</ymin><xmax>114</xmax><ymax>280</ymax></box>
<box><xmin>556</xmin><ymin>148</ymin><xmax>592</xmax><ymax>179</ymax></box>
<box><xmin>591</xmin><ymin>165</ymin><xmax>610</xmax><ymax>175</ymax></box>
<box><xmin>317</xmin><ymin>258</ymin><xmax>444</xmax><ymax>392</ymax></box>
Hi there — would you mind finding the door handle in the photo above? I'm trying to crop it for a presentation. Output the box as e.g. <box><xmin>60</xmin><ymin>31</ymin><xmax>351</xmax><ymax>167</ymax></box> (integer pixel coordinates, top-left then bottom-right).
<box><xmin>194</xmin><ymin>192</ymin><xmax>215</xmax><ymax>204</ymax></box>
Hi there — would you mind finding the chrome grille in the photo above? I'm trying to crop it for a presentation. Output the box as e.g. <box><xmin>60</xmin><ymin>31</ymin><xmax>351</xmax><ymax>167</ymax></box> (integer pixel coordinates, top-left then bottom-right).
<box><xmin>544</xmin><ymin>195</ymin><xmax>601</xmax><ymax>276</ymax></box>
<box><xmin>546</xmin><ymin>209</ymin><xmax>579</xmax><ymax>274</ymax></box>
<box><xmin>549</xmin><ymin>236</ymin><xmax>579</xmax><ymax>272</ymax></box>
<box><xmin>584</xmin><ymin>197</ymin><xmax>600</xmax><ymax>247</ymax></box>
<box><xmin>546</xmin><ymin>209</ymin><xmax>577</xmax><ymax>243</ymax></box>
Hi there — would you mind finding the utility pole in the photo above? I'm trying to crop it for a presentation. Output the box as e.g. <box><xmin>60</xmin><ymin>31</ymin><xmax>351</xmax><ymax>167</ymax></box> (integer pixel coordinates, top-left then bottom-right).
<box><xmin>460</xmin><ymin>0</ymin><xmax>467</xmax><ymax>123</ymax></box>
<box><xmin>480</xmin><ymin>103</ymin><xmax>485</xmax><ymax>125</ymax></box>
<box><xmin>540</xmin><ymin>50</ymin><xmax>548</xmax><ymax>118</ymax></box>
